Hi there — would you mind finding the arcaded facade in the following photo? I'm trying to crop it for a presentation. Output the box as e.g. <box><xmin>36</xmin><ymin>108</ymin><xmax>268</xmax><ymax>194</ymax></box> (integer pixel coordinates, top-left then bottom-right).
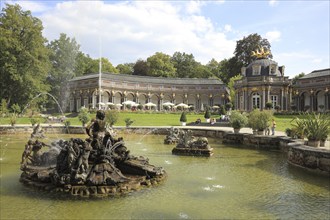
<box><xmin>68</xmin><ymin>73</ymin><xmax>229</xmax><ymax>112</ymax></box>
<box><xmin>292</xmin><ymin>68</ymin><xmax>330</xmax><ymax>112</ymax></box>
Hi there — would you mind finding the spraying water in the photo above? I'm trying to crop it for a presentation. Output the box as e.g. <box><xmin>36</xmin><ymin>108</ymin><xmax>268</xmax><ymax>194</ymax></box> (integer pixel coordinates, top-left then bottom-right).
<box><xmin>21</xmin><ymin>92</ymin><xmax>64</xmax><ymax>115</ymax></box>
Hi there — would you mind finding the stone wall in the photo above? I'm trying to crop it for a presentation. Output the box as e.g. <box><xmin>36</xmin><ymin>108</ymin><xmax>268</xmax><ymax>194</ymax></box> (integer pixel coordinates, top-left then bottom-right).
<box><xmin>288</xmin><ymin>142</ymin><xmax>330</xmax><ymax>176</ymax></box>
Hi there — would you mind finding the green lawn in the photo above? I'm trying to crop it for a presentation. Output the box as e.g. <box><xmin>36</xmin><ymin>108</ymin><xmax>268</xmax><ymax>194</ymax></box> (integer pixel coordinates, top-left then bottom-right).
<box><xmin>0</xmin><ymin>111</ymin><xmax>301</xmax><ymax>132</ymax></box>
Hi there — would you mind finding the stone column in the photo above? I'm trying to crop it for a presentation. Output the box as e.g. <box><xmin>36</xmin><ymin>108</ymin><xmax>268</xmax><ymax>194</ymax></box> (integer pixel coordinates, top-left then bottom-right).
<box><xmin>280</xmin><ymin>88</ymin><xmax>284</xmax><ymax>110</ymax></box>
<box><xmin>262</xmin><ymin>87</ymin><xmax>265</xmax><ymax>110</ymax></box>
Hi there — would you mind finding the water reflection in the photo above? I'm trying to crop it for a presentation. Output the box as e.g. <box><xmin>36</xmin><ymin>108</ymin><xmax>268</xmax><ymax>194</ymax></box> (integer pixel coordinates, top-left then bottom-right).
<box><xmin>0</xmin><ymin>133</ymin><xmax>329</xmax><ymax>219</ymax></box>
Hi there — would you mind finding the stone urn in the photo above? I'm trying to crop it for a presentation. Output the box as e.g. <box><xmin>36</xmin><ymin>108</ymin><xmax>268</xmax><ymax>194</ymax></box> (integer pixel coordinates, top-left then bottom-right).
<box><xmin>307</xmin><ymin>140</ymin><xmax>320</xmax><ymax>147</ymax></box>
<box><xmin>234</xmin><ymin>128</ymin><xmax>240</xmax><ymax>134</ymax></box>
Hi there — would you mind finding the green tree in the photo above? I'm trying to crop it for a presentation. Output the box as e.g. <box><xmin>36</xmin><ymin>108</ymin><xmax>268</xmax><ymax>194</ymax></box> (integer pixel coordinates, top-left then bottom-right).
<box><xmin>116</xmin><ymin>63</ymin><xmax>134</xmax><ymax>75</ymax></box>
<box><xmin>292</xmin><ymin>72</ymin><xmax>305</xmax><ymax>85</ymax></box>
<box><xmin>228</xmin><ymin>74</ymin><xmax>242</xmax><ymax>106</ymax></box>
<box><xmin>11</xmin><ymin>103</ymin><xmax>21</xmax><ymax>114</ymax></box>
<box><xmin>234</xmin><ymin>33</ymin><xmax>272</xmax><ymax>66</ymax></box>
<box><xmin>171</xmin><ymin>52</ymin><xmax>198</xmax><ymax>78</ymax></box>
<box><xmin>88</xmin><ymin>57</ymin><xmax>118</xmax><ymax>74</ymax></box>
<box><xmin>47</xmin><ymin>33</ymin><xmax>80</xmax><ymax>111</ymax></box>
<box><xmin>74</xmin><ymin>51</ymin><xmax>95</xmax><ymax>76</ymax></box>
<box><xmin>206</xmin><ymin>58</ymin><xmax>220</xmax><ymax>77</ymax></box>
<box><xmin>218</xmin><ymin>57</ymin><xmax>242</xmax><ymax>85</ymax></box>
<box><xmin>133</xmin><ymin>59</ymin><xmax>149</xmax><ymax>76</ymax></box>
<box><xmin>147</xmin><ymin>52</ymin><xmax>176</xmax><ymax>77</ymax></box>
<box><xmin>192</xmin><ymin>64</ymin><xmax>213</xmax><ymax>78</ymax></box>
<box><xmin>0</xmin><ymin>99</ymin><xmax>9</xmax><ymax>116</ymax></box>
<box><xmin>0</xmin><ymin>4</ymin><xmax>50</xmax><ymax>108</ymax></box>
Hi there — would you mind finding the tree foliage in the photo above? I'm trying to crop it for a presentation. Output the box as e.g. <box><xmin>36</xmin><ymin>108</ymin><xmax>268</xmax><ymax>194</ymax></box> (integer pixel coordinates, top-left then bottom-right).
<box><xmin>0</xmin><ymin>4</ymin><xmax>50</xmax><ymax>108</ymax></box>
<box><xmin>218</xmin><ymin>57</ymin><xmax>243</xmax><ymax>85</ymax></box>
<box><xmin>234</xmin><ymin>33</ymin><xmax>272</xmax><ymax>66</ymax></box>
<box><xmin>133</xmin><ymin>59</ymin><xmax>149</xmax><ymax>76</ymax></box>
<box><xmin>146</xmin><ymin>52</ymin><xmax>176</xmax><ymax>77</ymax></box>
<box><xmin>171</xmin><ymin>52</ymin><xmax>198</xmax><ymax>78</ymax></box>
<box><xmin>116</xmin><ymin>63</ymin><xmax>134</xmax><ymax>75</ymax></box>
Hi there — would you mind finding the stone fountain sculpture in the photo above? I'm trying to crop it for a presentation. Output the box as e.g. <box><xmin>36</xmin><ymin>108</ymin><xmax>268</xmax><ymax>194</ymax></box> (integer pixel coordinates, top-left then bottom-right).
<box><xmin>164</xmin><ymin>127</ymin><xmax>180</xmax><ymax>144</ymax></box>
<box><xmin>20</xmin><ymin>110</ymin><xmax>166</xmax><ymax>197</ymax></box>
<box><xmin>171</xmin><ymin>130</ymin><xmax>213</xmax><ymax>157</ymax></box>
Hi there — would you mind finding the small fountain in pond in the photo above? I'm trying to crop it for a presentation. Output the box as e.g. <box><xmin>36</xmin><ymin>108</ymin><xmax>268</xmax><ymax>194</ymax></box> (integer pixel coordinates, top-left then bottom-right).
<box><xmin>164</xmin><ymin>127</ymin><xmax>180</xmax><ymax>144</ymax></box>
<box><xmin>19</xmin><ymin>110</ymin><xmax>167</xmax><ymax>197</ymax></box>
<box><xmin>171</xmin><ymin>130</ymin><xmax>213</xmax><ymax>157</ymax></box>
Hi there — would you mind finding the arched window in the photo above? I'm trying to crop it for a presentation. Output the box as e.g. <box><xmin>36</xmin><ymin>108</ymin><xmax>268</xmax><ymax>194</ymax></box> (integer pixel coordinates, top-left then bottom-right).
<box><xmin>252</xmin><ymin>93</ymin><xmax>260</xmax><ymax>109</ymax></box>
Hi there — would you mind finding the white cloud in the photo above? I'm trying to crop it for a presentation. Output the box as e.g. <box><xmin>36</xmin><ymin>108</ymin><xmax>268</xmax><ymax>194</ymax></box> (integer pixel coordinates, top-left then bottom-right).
<box><xmin>269</xmin><ymin>0</ymin><xmax>279</xmax><ymax>7</ymax></box>
<box><xmin>224</xmin><ymin>24</ymin><xmax>232</xmax><ymax>32</ymax></box>
<box><xmin>312</xmin><ymin>58</ymin><xmax>322</xmax><ymax>63</ymax></box>
<box><xmin>265</xmin><ymin>31</ymin><xmax>281</xmax><ymax>43</ymax></box>
<box><xmin>38</xmin><ymin>1</ymin><xmax>235</xmax><ymax>65</ymax></box>
<box><xmin>185</xmin><ymin>1</ymin><xmax>205</xmax><ymax>14</ymax></box>
<box><xmin>8</xmin><ymin>0</ymin><xmax>50</xmax><ymax>13</ymax></box>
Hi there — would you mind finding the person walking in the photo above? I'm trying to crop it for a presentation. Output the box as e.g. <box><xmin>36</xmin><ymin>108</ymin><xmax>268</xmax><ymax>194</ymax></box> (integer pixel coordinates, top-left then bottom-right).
<box><xmin>271</xmin><ymin>119</ymin><xmax>276</xmax><ymax>135</ymax></box>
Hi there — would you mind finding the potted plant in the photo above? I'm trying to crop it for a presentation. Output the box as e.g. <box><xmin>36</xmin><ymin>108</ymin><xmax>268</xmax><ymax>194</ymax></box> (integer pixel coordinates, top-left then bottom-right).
<box><xmin>229</xmin><ymin>111</ymin><xmax>248</xmax><ymax>134</ymax></box>
<box><xmin>204</xmin><ymin>108</ymin><xmax>211</xmax><ymax>123</ymax></box>
<box><xmin>248</xmin><ymin>109</ymin><xmax>272</xmax><ymax>135</ymax></box>
<box><xmin>265</xmin><ymin>102</ymin><xmax>273</xmax><ymax>110</ymax></box>
<box><xmin>180</xmin><ymin>111</ymin><xmax>187</xmax><ymax>126</ymax></box>
<box><xmin>291</xmin><ymin>113</ymin><xmax>330</xmax><ymax>147</ymax></box>
<box><xmin>304</xmin><ymin>113</ymin><xmax>330</xmax><ymax>147</ymax></box>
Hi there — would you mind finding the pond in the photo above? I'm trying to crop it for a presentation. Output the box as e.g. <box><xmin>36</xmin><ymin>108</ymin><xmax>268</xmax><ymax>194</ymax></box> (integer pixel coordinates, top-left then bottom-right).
<box><xmin>0</xmin><ymin>133</ymin><xmax>329</xmax><ymax>219</ymax></box>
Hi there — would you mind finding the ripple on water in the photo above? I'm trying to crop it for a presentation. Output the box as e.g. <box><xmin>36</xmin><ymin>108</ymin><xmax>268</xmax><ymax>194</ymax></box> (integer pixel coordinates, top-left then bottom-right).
<box><xmin>179</xmin><ymin>212</ymin><xmax>189</xmax><ymax>219</ymax></box>
<box><xmin>205</xmin><ymin>176</ymin><xmax>215</xmax><ymax>180</ymax></box>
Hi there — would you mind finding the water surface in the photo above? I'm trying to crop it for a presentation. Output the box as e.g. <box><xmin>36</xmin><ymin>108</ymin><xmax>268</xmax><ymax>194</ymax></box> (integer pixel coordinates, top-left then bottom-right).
<box><xmin>0</xmin><ymin>133</ymin><xmax>329</xmax><ymax>219</ymax></box>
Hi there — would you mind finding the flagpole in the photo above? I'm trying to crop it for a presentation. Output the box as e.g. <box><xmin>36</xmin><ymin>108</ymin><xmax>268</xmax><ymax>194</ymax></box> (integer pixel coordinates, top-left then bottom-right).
<box><xmin>98</xmin><ymin>37</ymin><xmax>102</xmax><ymax>110</ymax></box>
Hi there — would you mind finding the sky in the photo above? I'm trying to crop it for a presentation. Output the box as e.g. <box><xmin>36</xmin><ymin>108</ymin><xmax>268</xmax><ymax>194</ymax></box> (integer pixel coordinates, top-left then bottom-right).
<box><xmin>2</xmin><ymin>0</ymin><xmax>329</xmax><ymax>79</ymax></box>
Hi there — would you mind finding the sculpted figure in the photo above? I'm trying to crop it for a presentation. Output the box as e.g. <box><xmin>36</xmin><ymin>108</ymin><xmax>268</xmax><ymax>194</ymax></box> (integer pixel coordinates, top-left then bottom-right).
<box><xmin>21</xmin><ymin>140</ymin><xmax>33</xmax><ymax>167</ymax></box>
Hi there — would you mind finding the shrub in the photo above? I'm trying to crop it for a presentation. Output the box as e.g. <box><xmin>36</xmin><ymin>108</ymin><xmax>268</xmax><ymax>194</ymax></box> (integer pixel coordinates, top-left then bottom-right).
<box><xmin>30</xmin><ymin>117</ymin><xmax>40</xmax><ymax>126</ymax></box>
<box><xmin>124</xmin><ymin>118</ymin><xmax>134</xmax><ymax>127</ymax></box>
<box><xmin>78</xmin><ymin>107</ymin><xmax>90</xmax><ymax>126</ymax></box>
<box><xmin>229</xmin><ymin>111</ymin><xmax>248</xmax><ymax>129</ymax></box>
<box><xmin>248</xmin><ymin>109</ymin><xmax>273</xmax><ymax>131</ymax></box>
<box><xmin>11</xmin><ymin>103</ymin><xmax>21</xmax><ymax>114</ymax></box>
<box><xmin>225</xmin><ymin>102</ymin><xmax>233</xmax><ymax>110</ymax></box>
<box><xmin>180</xmin><ymin>111</ymin><xmax>187</xmax><ymax>122</ymax></box>
<box><xmin>219</xmin><ymin>105</ymin><xmax>226</xmax><ymax>115</ymax></box>
<box><xmin>105</xmin><ymin>110</ymin><xmax>119</xmax><ymax>127</ymax></box>
<box><xmin>265</xmin><ymin>102</ymin><xmax>273</xmax><ymax>110</ymax></box>
<box><xmin>10</xmin><ymin>114</ymin><xmax>17</xmax><ymax>126</ymax></box>
<box><xmin>204</xmin><ymin>109</ymin><xmax>211</xmax><ymax>119</ymax></box>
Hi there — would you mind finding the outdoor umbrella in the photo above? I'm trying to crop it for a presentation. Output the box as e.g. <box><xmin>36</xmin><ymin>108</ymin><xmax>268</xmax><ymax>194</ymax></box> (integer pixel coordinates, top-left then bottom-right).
<box><xmin>176</xmin><ymin>103</ymin><xmax>189</xmax><ymax>108</ymax></box>
<box><xmin>144</xmin><ymin>102</ymin><xmax>157</xmax><ymax>107</ymax></box>
<box><xmin>162</xmin><ymin>102</ymin><xmax>175</xmax><ymax>106</ymax></box>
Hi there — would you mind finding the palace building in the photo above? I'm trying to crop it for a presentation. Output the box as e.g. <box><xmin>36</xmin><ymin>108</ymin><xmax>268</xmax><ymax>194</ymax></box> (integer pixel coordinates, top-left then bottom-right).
<box><xmin>233</xmin><ymin>49</ymin><xmax>291</xmax><ymax>111</ymax></box>
<box><xmin>68</xmin><ymin>73</ymin><xmax>229</xmax><ymax>112</ymax></box>
<box><xmin>67</xmin><ymin>47</ymin><xmax>329</xmax><ymax>113</ymax></box>
<box><xmin>291</xmin><ymin>68</ymin><xmax>330</xmax><ymax>112</ymax></box>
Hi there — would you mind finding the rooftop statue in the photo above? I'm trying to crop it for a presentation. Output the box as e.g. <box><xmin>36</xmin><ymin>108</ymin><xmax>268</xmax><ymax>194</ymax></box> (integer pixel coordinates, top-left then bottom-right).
<box><xmin>20</xmin><ymin>110</ymin><xmax>166</xmax><ymax>197</ymax></box>
<box><xmin>251</xmin><ymin>46</ymin><xmax>272</xmax><ymax>59</ymax></box>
